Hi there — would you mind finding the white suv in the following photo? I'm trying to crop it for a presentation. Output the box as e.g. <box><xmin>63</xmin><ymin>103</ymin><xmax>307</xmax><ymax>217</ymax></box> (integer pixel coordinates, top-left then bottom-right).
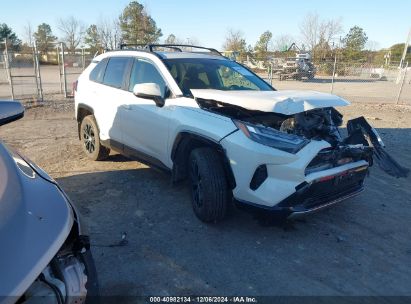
<box><xmin>74</xmin><ymin>44</ymin><xmax>408</xmax><ymax>223</ymax></box>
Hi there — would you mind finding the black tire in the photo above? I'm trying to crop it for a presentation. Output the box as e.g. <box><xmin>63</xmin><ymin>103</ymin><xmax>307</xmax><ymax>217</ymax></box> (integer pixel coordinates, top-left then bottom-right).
<box><xmin>81</xmin><ymin>250</ymin><xmax>100</xmax><ymax>304</ymax></box>
<box><xmin>188</xmin><ymin>147</ymin><xmax>230</xmax><ymax>223</ymax></box>
<box><xmin>80</xmin><ymin>115</ymin><xmax>110</xmax><ymax>161</ymax></box>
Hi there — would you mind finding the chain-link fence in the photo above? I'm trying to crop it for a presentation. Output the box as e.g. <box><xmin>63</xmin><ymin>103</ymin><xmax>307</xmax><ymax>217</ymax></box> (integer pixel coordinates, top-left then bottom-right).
<box><xmin>255</xmin><ymin>54</ymin><xmax>411</xmax><ymax>105</ymax></box>
<box><xmin>57</xmin><ymin>43</ymin><xmax>93</xmax><ymax>97</ymax></box>
<box><xmin>0</xmin><ymin>40</ymin><xmax>43</xmax><ymax>101</ymax></box>
<box><xmin>1</xmin><ymin>41</ymin><xmax>95</xmax><ymax>100</ymax></box>
<box><xmin>329</xmin><ymin>60</ymin><xmax>410</xmax><ymax>104</ymax></box>
<box><xmin>2</xmin><ymin>40</ymin><xmax>410</xmax><ymax>105</ymax></box>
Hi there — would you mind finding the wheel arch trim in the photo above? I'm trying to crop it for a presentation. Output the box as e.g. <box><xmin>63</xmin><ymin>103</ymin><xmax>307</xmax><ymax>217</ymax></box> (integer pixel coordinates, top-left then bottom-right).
<box><xmin>171</xmin><ymin>131</ymin><xmax>236</xmax><ymax>189</ymax></box>
<box><xmin>76</xmin><ymin>104</ymin><xmax>96</xmax><ymax>140</ymax></box>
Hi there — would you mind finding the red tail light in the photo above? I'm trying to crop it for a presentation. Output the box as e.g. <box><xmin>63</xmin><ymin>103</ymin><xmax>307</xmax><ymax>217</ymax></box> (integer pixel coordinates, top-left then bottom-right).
<box><xmin>72</xmin><ymin>80</ymin><xmax>78</xmax><ymax>95</ymax></box>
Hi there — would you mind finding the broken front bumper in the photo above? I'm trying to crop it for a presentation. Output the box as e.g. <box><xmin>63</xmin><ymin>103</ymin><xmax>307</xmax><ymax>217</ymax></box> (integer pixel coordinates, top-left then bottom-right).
<box><xmin>236</xmin><ymin>164</ymin><xmax>368</xmax><ymax>219</ymax></box>
<box><xmin>281</xmin><ymin>165</ymin><xmax>368</xmax><ymax>218</ymax></box>
<box><xmin>221</xmin><ymin>128</ymin><xmax>374</xmax><ymax>219</ymax></box>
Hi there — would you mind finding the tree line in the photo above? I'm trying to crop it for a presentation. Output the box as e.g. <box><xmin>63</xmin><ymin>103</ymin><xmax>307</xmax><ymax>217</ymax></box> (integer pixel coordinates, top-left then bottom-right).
<box><xmin>222</xmin><ymin>14</ymin><xmax>410</xmax><ymax>65</ymax></box>
<box><xmin>0</xmin><ymin>1</ymin><xmax>163</xmax><ymax>55</ymax></box>
<box><xmin>1</xmin><ymin>2</ymin><xmax>409</xmax><ymax>65</ymax></box>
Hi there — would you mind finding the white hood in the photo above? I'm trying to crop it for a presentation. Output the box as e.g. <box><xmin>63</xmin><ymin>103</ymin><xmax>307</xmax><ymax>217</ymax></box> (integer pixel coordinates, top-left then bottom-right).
<box><xmin>191</xmin><ymin>89</ymin><xmax>350</xmax><ymax>115</ymax></box>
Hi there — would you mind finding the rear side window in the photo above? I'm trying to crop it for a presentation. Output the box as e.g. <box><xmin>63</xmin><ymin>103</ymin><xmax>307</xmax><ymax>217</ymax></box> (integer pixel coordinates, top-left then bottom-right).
<box><xmin>89</xmin><ymin>58</ymin><xmax>108</xmax><ymax>83</ymax></box>
<box><xmin>103</xmin><ymin>57</ymin><xmax>132</xmax><ymax>89</ymax></box>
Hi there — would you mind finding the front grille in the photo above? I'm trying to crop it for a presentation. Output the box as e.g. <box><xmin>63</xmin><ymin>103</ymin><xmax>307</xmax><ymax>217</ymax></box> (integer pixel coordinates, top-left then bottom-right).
<box><xmin>301</xmin><ymin>180</ymin><xmax>363</xmax><ymax>209</ymax></box>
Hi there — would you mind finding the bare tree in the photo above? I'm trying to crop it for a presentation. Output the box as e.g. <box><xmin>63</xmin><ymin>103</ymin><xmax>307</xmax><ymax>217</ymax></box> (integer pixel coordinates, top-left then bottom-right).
<box><xmin>23</xmin><ymin>22</ymin><xmax>33</xmax><ymax>46</ymax></box>
<box><xmin>98</xmin><ymin>18</ymin><xmax>122</xmax><ymax>50</ymax></box>
<box><xmin>57</xmin><ymin>16</ymin><xmax>86</xmax><ymax>52</ymax></box>
<box><xmin>300</xmin><ymin>13</ymin><xmax>319</xmax><ymax>53</ymax></box>
<box><xmin>222</xmin><ymin>29</ymin><xmax>246</xmax><ymax>52</ymax></box>
<box><xmin>273</xmin><ymin>34</ymin><xmax>295</xmax><ymax>51</ymax></box>
<box><xmin>320</xmin><ymin>18</ymin><xmax>343</xmax><ymax>46</ymax></box>
<box><xmin>188</xmin><ymin>37</ymin><xmax>200</xmax><ymax>45</ymax></box>
<box><xmin>299</xmin><ymin>13</ymin><xmax>342</xmax><ymax>58</ymax></box>
<box><xmin>164</xmin><ymin>34</ymin><xmax>184</xmax><ymax>44</ymax></box>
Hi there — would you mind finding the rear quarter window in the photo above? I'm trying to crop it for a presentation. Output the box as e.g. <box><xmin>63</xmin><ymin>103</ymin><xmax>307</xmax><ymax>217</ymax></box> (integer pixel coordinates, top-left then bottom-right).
<box><xmin>89</xmin><ymin>58</ymin><xmax>108</xmax><ymax>83</ymax></box>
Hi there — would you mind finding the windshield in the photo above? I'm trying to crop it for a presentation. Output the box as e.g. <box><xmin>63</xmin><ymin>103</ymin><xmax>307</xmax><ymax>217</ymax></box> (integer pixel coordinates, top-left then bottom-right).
<box><xmin>163</xmin><ymin>58</ymin><xmax>274</xmax><ymax>96</ymax></box>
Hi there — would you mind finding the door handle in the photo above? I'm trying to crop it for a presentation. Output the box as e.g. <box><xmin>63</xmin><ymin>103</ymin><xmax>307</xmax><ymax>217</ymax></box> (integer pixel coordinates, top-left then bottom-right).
<box><xmin>121</xmin><ymin>104</ymin><xmax>131</xmax><ymax>110</ymax></box>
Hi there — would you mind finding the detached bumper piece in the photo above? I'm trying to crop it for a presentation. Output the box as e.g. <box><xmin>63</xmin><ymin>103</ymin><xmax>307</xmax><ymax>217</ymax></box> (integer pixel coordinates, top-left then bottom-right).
<box><xmin>346</xmin><ymin>116</ymin><xmax>409</xmax><ymax>178</ymax></box>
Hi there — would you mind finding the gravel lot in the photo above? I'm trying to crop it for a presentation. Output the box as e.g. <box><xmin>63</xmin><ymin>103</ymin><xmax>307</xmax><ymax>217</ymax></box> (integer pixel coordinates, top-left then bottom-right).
<box><xmin>1</xmin><ymin>96</ymin><xmax>411</xmax><ymax>299</ymax></box>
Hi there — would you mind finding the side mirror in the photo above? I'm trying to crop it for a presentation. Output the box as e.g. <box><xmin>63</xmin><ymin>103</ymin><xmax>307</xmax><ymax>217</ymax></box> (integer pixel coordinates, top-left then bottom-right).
<box><xmin>0</xmin><ymin>101</ymin><xmax>24</xmax><ymax>126</ymax></box>
<box><xmin>133</xmin><ymin>83</ymin><xmax>165</xmax><ymax>107</ymax></box>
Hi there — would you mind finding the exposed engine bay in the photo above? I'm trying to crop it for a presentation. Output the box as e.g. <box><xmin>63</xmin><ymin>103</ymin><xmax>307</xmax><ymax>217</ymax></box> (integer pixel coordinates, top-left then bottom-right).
<box><xmin>19</xmin><ymin>241</ymin><xmax>89</xmax><ymax>304</ymax></box>
<box><xmin>197</xmin><ymin>98</ymin><xmax>409</xmax><ymax>178</ymax></box>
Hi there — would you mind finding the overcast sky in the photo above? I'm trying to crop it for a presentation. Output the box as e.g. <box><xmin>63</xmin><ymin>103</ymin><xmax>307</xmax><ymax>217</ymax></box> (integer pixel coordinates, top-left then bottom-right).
<box><xmin>1</xmin><ymin>0</ymin><xmax>410</xmax><ymax>49</ymax></box>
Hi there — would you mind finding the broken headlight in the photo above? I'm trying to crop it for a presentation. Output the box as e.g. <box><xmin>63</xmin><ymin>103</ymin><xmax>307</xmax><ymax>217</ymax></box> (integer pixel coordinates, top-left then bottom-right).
<box><xmin>234</xmin><ymin>120</ymin><xmax>309</xmax><ymax>154</ymax></box>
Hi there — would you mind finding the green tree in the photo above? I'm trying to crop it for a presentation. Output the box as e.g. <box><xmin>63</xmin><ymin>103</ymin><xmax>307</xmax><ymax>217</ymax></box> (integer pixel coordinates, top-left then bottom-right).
<box><xmin>389</xmin><ymin>43</ymin><xmax>411</xmax><ymax>63</ymax></box>
<box><xmin>343</xmin><ymin>26</ymin><xmax>368</xmax><ymax>61</ymax></box>
<box><xmin>84</xmin><ymin>24</ymin><xmax>101</xmax><ymax>54</ymax></box>
<box><xmin>119</xmin><ymin>1</ymin><xmax>162</xmax><ymax>45</ymax></box>
<box><xmin>254</xmin><ymin>30</ymin><xmax>272</xmax><ymax>61</ymax></box>
<box><xmin>0</xmin><ymin>23</ymin><xmax>21</xmax><ymax>50</ymax></box>
<box><xmin>33</xmin><ymin>23</ymin><xmax>57</xmax><ymax>54</ymax></box>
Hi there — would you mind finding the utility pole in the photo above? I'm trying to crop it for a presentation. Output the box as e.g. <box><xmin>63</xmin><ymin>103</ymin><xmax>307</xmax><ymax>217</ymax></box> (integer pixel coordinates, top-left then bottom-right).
<box><xmin>397</xmin><ymin>28</ymin><xmax>411</xmax><ymax>84</ymax></box>
<box><xmin>399</xmin><ymin>28</ymin><xmax>411</xmax><ymax>68</ymax></box>
<box><xmin>4</xmin><ymin>38</ymin><xmax>14</xmax><ymax>99</ymax></box>
<box><xmin>61</xmin><ymin>42</ymin><xmax>67</xmax><ymax>98</ymax></box>
<box><xmin>396</xmin><ymin>61</ymin><xmax>408</xmax><ymax>104</ymax></box>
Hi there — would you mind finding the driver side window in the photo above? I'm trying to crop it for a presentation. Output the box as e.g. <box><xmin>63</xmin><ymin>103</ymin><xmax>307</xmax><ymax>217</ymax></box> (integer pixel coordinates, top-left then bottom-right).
<box><xmin>129</xmin><ymin>59</ymin><xmax>167</xmax><ymax>97</ymax></box>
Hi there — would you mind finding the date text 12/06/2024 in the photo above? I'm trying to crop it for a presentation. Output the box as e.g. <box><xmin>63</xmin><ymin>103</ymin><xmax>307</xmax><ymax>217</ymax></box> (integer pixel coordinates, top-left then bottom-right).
<box><xmin>148</xmin><ymin>296</ymin><xmax>258</xmax><ymax>303</ymax></box>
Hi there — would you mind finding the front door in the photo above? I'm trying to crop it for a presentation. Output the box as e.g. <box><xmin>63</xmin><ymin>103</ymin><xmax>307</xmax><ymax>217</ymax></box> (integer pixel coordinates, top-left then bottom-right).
<box><xmin>119</xmin><ymin>58</ymin><xmax>171</xmax><ymax>166</ymax></box>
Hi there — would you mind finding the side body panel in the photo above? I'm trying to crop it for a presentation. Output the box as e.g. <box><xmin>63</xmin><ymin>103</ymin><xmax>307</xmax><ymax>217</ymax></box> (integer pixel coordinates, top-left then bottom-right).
<box><xmin>164</xmin><ymin>97</ymin><xmax>238</xmax><ymax>168</ymax></box>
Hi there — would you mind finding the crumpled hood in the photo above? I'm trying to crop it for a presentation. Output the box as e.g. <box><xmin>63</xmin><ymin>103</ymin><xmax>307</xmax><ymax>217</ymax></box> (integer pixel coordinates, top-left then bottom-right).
<box><xmin>191</xmin><ymin>89</ymin><xmax>350</xmax><ymax>115</ymax></box>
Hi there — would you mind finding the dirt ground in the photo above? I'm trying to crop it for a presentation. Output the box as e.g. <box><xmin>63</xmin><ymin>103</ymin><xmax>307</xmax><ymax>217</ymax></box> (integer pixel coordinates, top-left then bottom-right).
<box><xmin>1</xmin><ymin>95</ymin><xmax>411</xmax><ymax>298</ymax></box>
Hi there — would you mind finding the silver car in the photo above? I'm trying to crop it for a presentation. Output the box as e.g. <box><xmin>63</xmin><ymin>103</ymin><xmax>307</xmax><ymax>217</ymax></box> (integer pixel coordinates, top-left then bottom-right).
<box><xmin>0</xmin><ymin>101</ymin><xmax>98</xmax><ymax>304</ymax></box>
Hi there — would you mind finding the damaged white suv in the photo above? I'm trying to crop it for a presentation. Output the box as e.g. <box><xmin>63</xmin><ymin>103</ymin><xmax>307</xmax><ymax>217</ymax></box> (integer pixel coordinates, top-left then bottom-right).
<box><xmin>74</xmin><ymin>44</ymin><xmax>408</xmax><ymax>223</ymax></box>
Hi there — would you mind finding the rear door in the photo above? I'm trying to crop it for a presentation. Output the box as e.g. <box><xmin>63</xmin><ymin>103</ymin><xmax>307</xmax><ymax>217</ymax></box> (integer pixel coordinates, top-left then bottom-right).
<box><xmin>119</xmin><ymin>57</ymin><xmax>171</xmax><ymax>166</ymax></box>
<box><xmin>93</xmin><ymin>56</ymin><xmax>133</xmax><ymax>146</ymax></box>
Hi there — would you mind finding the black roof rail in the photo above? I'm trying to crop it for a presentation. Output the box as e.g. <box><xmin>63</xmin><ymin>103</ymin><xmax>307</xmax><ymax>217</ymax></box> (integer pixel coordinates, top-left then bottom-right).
<box><xmin>119</xmin><ymin>43</ymin><xmax>150</xmax><ymax>50</ymax></box>
<box><xmin>119</xmin><ymin>43</ymin><xmax>223</xmax><ymax>56</ymax></box>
